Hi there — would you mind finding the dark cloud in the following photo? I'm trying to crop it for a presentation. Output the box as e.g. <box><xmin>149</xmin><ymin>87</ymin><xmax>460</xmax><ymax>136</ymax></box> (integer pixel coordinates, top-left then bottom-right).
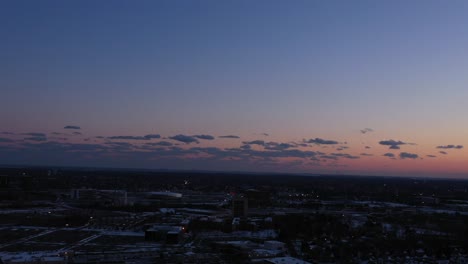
<box><xmin>318</xmin><ymin>152</ymin><xmax>360</xmax><ymax>161</ymax></box>
<box><xmin>305</xmin><ymin>138</ymin><xmax>339</xmax><ymax>145</ymax></box>
<box><xmin>399</xmin><ymin>152</ymin><xmax>418</xmax><ymax>159</ymax></box>
<box><xmin>261</xmin><ymin>133</ymin><xmax>269</xmax><ymax>136</ymax></box>
<box><xmin>383</xmin><ymin>153</ymin><xmax>395</xmax><ymax>158</ymax></box>
<box><xmin>169</xmin><ymin>134</ymin><xmax>199</xmax><ymax>144</ymax></box>
<box><xmin>360</xmin><ymin>153</ymin><xmax>373</xmax><ymax>156</ymax></box>
<box><xmin>336</xmin><ymin>146</ymin><xmax>349</xmax><ymax>151</ymax></box>
<box><xmin>150</xmin><ymin>144</ymin><xmax>319</xmax><ymax>161</ymax></box>
<box><xmin>51</xmin><ymin>132</ymin><xmax>64</xmax><ymax>135</ymax></box>
<box><xmin>95</xmin><ymin>136</ymin><xmax>105</xmax><ymax>139</ymax></box>
<box><xmin>144</xmin><ymin>134</ymin><xmax>161</xmax><ymax>139</ymax></box>
<box><xmin>242</xmin><ymin>140</ymin><xmax>265</xmax><ymax>146</ymax></box>
<box><xmin>24</xmin><ymin>137</ymin><xmax>47</xmax><ymax>142</ymax></box>
<box><xmin>219</xmin><ymin>135</ymin><xmax>240</xmax><ymax>139</ymax></box>
<box><xmin>108</xmin><ymin>134</ymin><xmax>160</xmax><ymax>141</ymax></box>
<box><xmin>439</xmin><ymin>151</ymin><xmax>448</xmax><ymax>155</ymax></box>
<box><xmin>365</xmin><ymin>146</ymin><xmax>371</xmax><ymax>149</ymax></box>
<box><xmin>105</xmin><ymin>141</ymin><xmax>133</xmax><ymax>149</ymax></box>
<box><xmin>264</xmin><ymin>142</ymin><xmax>294</xmax><ymax>151</ymax></box>
<box><xmin>0</xmin><ymin>136</ymin><xmax>373</xmax><ymax>172</ymax></box>
<box><xmin>330</xmin><ymin>153</ymin><xmax>360</xmax><ymax>159</ymax></box>
<box><xmin>1</xmin><ymin>132</ymin><xmax>14</xmax><ymax>135</ymax></box>
<box><xmin>0</xmin><ymin>137</ymin><xmax>14</xmax><ymax>143</ymax></box>
<box><xmin>379</xmin><ymin>139</ymin><xmax>406</xmax><ymax>149</ymax></box>
<box><xmin>310</xmin><ymin>156</ymin><xmax>321</xmax><ymax>162</ymax></box>
<box><xmin>320</xmin><ymin>155</ymin><xmax>338</xmax><ymax>160</ymax></box>
<box><xmin>64</xmin><ymin>143</ymin><xmax>109</xmax><ymax>152</ymax></box>
<box><xmin>194</xmin><ymin>135</ymin><xmax>215</xmax><ymax>140</ymax></box>
<box><xmin>64</xmin><ymin>126</ymin><xmax>81</xmax><ymax>130</ymax></box>
<box><xmin>72</xmin><ymin>132</ymin><xmax>82</xmax><ymax>136</ymax></box>
<box><xmin>240</xmin><ymin>144</ymin><xmax>251</xmax><ymax>150</ymax></box>
<box><xmin>436</xmin><ymin>145</ymin><xmax>463</xmax><ymax>149</ymax></box>
<box><xmin>426</xmin><ymin>155</ymin><xmax>437</xmax><ymax>158</ymax></box>
<box><xmin>23</xmin><ymin>132</ymin><xmax>46</xmax><ymax>137</ymax></box>
<box><xmin>108</xmin><ymin>136</ymin><xmax>146</xmax><ymax>140</ymax></box>
<box><xmin>30</xmin><ymin>142</ymin><xmax>108</xmax><ymax>153</ymax></box>
<box><xmin>146</xmin><ymin>141</ymin><xmax>173</xmax><ymax>147</ymax></box>
<box><xmin>224</xmin><ymin>147</ymin><xmax>318</xmax><ymax>160</ymax></box>
<box><xmin>50</xmin><ymin>136</ymin><xmax>68</xmax><ymax>141</ymax></box>
<box><xmin>360</xmin><ymin>128</ymin><xmax>373</xmax><ymax>134</ymax></box>
<box><xmin>190</xmin><ymin>147</ymin><xmax>223</xmax><ymax>154</ymax></box>
<box><xmin>250</xmin><ymin>149</ymin><xmax>317</xmax><ymax>159</ymax></box>
<box><xmin>379</xmin><ymin>139</ymin><xmax>406</xmax><ymax>146</ymax></box>
<box><xmin>22</xmin><ymin>133</ymin><xmax>47</xmax><ymax>141</ymax></box>
<box><xmin>112</xmin><ymin>142</ymin><xmax>134</xmax><ymax>148</ymax></box>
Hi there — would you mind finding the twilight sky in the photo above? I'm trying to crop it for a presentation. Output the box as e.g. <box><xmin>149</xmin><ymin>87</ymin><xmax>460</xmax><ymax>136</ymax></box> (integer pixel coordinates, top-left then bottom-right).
<box><xmin>1</xmin><ymin>0</ymin><xmax>468</xmax><ymax>177</ymax></box>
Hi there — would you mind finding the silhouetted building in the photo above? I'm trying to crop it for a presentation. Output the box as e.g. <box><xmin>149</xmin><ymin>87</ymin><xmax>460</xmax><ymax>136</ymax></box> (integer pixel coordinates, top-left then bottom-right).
<box><xmin>0</xmin><ymin>175</ymin><xmax>9</xmax><ymax>188</ymax></box>
<box><xmin>232</xmin><ymin>196</ymin><xmax>248</xmax><ymax>217</ymax></box>
<box><xmin>70</xmin><ymin>189</ymin><xmax>127</xmax><ymax>207</ymax></box>
<box><xmin>245</xmin><ymin>189</ymin><xmax>271</xmax><ymax>208</ymax></box>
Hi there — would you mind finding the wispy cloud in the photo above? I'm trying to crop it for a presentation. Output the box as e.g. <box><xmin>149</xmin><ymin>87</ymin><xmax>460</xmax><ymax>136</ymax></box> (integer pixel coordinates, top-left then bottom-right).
<box><xmin>242</xmin><ymin>140</ymin><xmax>265</xmax><ymax>146</ymax></box>
<box><xmin>320</xmin><ymin>155</ymin><xmax>338</xmax><ymax>160</ymax></box>
<box><xmin>169</xmin><ymin>134</ymin><xmax>199</xmax><ymax>144</ymax></box>
<box><xmin>330</xmin><ymin>153</ymin><xmax>360</xmax><ymax>159</ymax></box>
<box><xmin>23</xmin><ymin>132</ymin><xmax>46</xmax><ymax>137</ymax></box>
<box><xmin>219</xmin><ymin>135</ymin><xmax>240</xmax><ymax>139</ymax></box>
<box><xmin>193</xmin><ymin>134</ymin><xmax>215</xmax><ymax>140</ymax></box>
<box><xmin>145</xmin><ymin>141</ymin><xmax>173</xmax><ymax>147</ymax></box>
<box><xmin>336</xmin><ymin>146</ymin><xmax>349</xmax><ymax>151</ymax></box>
<box><xmin>64</xmin><ymin>125</ymin><xmax>81</xmax><ymax>130</ymax></box>
<box><xmin>360</xmin><ymin>128</ymin><xmax>373</xmax><ymax>134</ymax></box>
<box><xmin>144</xmin><ymin>134</ymin><xmax>161</xmax><ymax>139</ymax></box>
<box><xmin>436</xmin><ymin>145</ymin><xmax>463</xmax><ymax>149</ymax></box>
<box><xmin>399</xmin><ymin>152</ymin><xmax>418</xmax><ymax>159</ymax></box>
<box><xmin>22</xmin><ymin>132</ymin><xmax>47</xmax><ymax>142</ymax></box>
<box><xmin>264</xmin><ymin>142</ymin><xmax>294</xmax><ymax>151</ymax></box>
<box><xmin>24</xmin><ymin>137</ymin><xmax>47</xmax><ymax>142</ymax></box>
<box><xmin>0</xmin><ymin>128</ymin><xmax>460</xmax><ymax>174</ymax></box>
<box><xmin>108</xmin><ymin>136</ymin><xmax>148</xmax><ymax>140</ymax></box>
<box><xmin>379</xmin><ymin>139</ymin><xmax>406</xmax><ymax>149</ymax></box>
<box><xmin>108</xmin><ymin>134</ymin><xmax>161</xmax><ymax>140</ymax></box>
<box><xmin>305</xmin><ymin>138</ymin><xmax>339</xmax><ymax>145</ymax></box>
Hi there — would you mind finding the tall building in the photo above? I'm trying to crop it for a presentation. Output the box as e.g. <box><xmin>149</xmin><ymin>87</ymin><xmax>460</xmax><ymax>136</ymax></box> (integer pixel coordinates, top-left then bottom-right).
<box><xmin>0</xmin><ymin>175</ymin><xmax>9</xmax><ymax>188</ymax></box>
<box><xmin>232</xmin><ymin>196</ymin><xmax>248</xmax><ymax>217</ymax></box>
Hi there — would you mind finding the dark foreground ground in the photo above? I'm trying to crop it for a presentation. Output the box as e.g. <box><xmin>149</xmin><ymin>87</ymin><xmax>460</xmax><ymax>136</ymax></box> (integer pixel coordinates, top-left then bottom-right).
<box><xmin>1</xmin><ymin>166</ymin><xmax>468</xmax><ymax>263</ymax></box>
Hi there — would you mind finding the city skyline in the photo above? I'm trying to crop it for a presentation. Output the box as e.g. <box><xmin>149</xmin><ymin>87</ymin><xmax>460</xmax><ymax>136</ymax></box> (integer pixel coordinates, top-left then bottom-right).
<box><xmin>1</xmin><ymin>0</ymin><xmax>468</xmax><ymax>177</ymax></box>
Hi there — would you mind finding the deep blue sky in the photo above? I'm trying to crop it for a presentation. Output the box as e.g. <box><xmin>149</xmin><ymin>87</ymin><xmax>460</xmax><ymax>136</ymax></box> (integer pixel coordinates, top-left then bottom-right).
<box><xmin>1</xmin><ymin>1</ymin><xmax>468</xmax><ymax>177</ymax></box>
